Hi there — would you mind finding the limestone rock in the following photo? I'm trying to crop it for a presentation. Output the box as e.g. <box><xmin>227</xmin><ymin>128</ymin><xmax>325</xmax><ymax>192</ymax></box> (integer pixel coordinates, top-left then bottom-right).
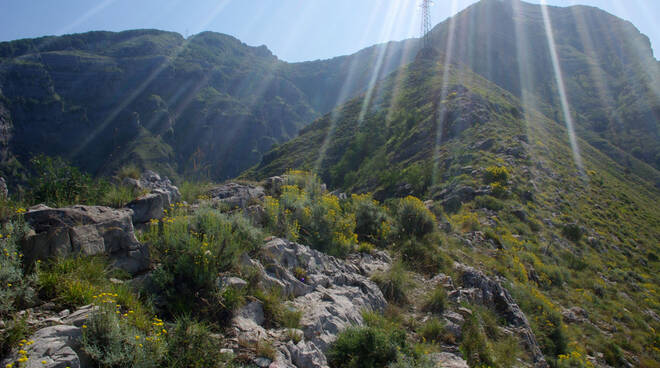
<box><xmin>454</xmin><ymin>263</ymin><xmax>547</xmax><ymax>367</ymax></box>
<box><xmin>127</xmin><ymin>191</ymin><xmax>167</xmax><ymax>223</ymax></box>
<box><xmin>125</xmin><ymin>171</ymin><xmax>181</xmax><ymax>224</ymax></box>
<box><xmin>207</xmin><ymin>182</ymin><xmax>265</xmax><ymax>209</ymax></box>
<box><xmin>22</xmin><ymin>205</ymin><xmax>149</xmax><ymax>274</ymax></box>
<box><xmin>0</xmin><ymin>325</ymin><xmax>88</xmax><ymax>368</ymax></box>
<box><xmin>428</xmin><ymin>352</ymin><xmax>469</xmax><ymax>368</ymax></box>
<box><xmin>231</xmin><ymin>238</ymin><xmax>388</xmax><ymax>368</ymax></box>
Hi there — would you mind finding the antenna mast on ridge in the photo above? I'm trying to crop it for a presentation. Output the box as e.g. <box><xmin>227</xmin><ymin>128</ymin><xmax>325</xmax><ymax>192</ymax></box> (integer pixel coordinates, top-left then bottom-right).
<box><xmin>421</xmin><ymin>0</ymin><xmax>432</xmax><ymax>49</ymax></box>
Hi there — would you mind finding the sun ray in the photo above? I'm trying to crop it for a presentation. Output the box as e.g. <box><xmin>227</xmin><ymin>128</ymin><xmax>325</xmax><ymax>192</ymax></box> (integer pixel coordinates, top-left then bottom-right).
<box><xmin>540</xmin><ymin>0</ymin><xmax>585</xmax><ymax>174</ymax></box>
<box><xmin>72</xmin><ymin>0</ymin><xmax>233</xmax><ymax>159</ymax></box>
<box><xmin>355</xmin><ymin>0</ymin><xmax>410</xmax><ymax>128</ymax></box>
<box><xmin>431</xmin><ymin>0</ymin><xmax>460</xmax><ymax>188</ymax></box>
<box><xmin>312</xmin><ymin>2</ymin><xmax>391</xmax><ymax>174</ymax></box>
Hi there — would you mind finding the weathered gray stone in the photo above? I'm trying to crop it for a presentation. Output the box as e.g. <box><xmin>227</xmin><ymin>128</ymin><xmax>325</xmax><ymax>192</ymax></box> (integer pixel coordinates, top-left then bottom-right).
<box><xmin>231</xmin><ymin>238</ymin><xmax>388</xmax><ymax>368</ymax></box>
<box><xmin>127</xmin><ymin>192</ymin><xmax>167</xmax><ymax>223</ymax></box>
<box><xmin>234</xmin><ymin>301</ymin><xmax>265</xmax><ymax>331</ymax></box>
<box><xmin>22</xmin><ymin>205</ymin><xmax>150</xmax><ymax>275</ymax></box>
<box><xmin>455</xmin><ymin>263</ymin><xmax>547</xmax><ymax>367</ymax></box>
<box><xmin>428</xmin><ymin>352</ymin><xmax>469</xmax><ymax>368</ymax></box>
<box><xmin>1</xmin><ymin>325</ymin><xmax>86</xmax><ymax>368</ymax></box>
<box><xmin>207</xmin><ymin>182</ymin><xmax>265</xmax><ymax>209</ymax></box>
<box><xmin>253</xmin><ymin>357</ymin><xmax>272</xmax><ymax>367</ymax></box>
<box><xmin>219</xmin><ymin>276</ymin><xmax>249</xmax><ymax>291</ymax></box>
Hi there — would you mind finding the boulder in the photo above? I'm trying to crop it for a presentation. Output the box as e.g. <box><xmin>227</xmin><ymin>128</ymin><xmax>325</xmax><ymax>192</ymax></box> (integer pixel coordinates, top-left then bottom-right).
<box><xmin>207</xmin><ymin>182</ymin><xmax>265</xmax><ymax>209</ymax></box>
<box><xmin>0</xmin><ymin>325</ymin><xmax>88</xmax><ymax>368</ymax></box>
<box><xmin>125</xmin><ymin>171</ymin><xmax>181</xmax><ymax>224</ymax></box>
<box><xmin>22</xmin><ymin>205</ymin><xmax>149</xmax><ymax>275</ymax></box>
<box><xmin>137</xmin><ymin>170</ymin><xmax>181</xmax><ymax>204</ymax></box>
<box><xmin>126</xmin><ymin>191</ymin><xmax>168</xmax><ymax>223</ymax></box>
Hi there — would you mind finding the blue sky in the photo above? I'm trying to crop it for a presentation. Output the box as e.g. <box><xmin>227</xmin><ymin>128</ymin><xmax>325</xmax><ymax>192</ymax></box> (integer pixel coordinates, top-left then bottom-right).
<box><xmin>1</xmin><ymin>0</ymin><xmax>657</xmax><ymax>62</ymax></box>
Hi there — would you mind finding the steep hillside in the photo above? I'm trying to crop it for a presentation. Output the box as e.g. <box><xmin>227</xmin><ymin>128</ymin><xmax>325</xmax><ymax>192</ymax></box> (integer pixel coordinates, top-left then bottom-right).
<box><xmin>0</xmin><ymin>30</ymin><xmax>417</xmax><ymax>183</ymax></box>
<box><xmin>425</xmin><ymin>0</ymin><xmax>660</xmax><ymax>176</ymax></box>
<box><xmin>247</xmin><ymin>53</ymin><xmax>660</xmax><ymax>365</ymax></box>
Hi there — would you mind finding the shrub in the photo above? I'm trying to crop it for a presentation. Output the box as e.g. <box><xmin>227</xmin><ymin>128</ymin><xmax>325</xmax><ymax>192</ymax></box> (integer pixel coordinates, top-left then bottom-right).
<box><xmin>0</xmin><ymin>219</ymin><xmax>35</xmax><ymax>318</ymax></box>
<box><xmin>484</xmin><ymin>166</ymin><xmax>509</xmax><ymax>184</ymax></box>
<box><xmin>418</xmin><ymin>318</ymin><xmax>445</xmax><ymax>344</ymax></box>
<box><xmin>101</xmin><ymin>185</ymin><xmax>142</xmax><ymax>208</ymax></box>
<box><xmin>397</xmin><ymin>238</ymin><xmax>448</xmax><ymax>276</ymax></box>
<box><xmin>327</xmin><ymin>325</ymin><xmax>407</xmax><ymax>368</ymax></box>
<box><xmin>422</xmin><ymin>286</ymin><xmax>447</xmax><ymax>314</ymax></box>
<box><xmin>0</xmin><ymin>314</ymin><xmax>30</xmax><ymax>357</ymax></box>
<box><xmin>82</xmin><ymin>298</ymin><xmax>166</xmax><ymax>368</ymax></box>
<box><xmin>475</xmin><ymin>195</ymin><xmax>504</xmax><ymax>211</ymax></box>
<box><xmin>254</xmin><ymin>288</ymin><xmax>301</xmax><ymax>329</ymax></box>
<box><xmin>372</xmin><ymin>262</ymin><xmax>411</xmax><ymax>305</ymax></box>
<box><xmin>460</xmin><ymin>314</ymin><xmax>495</xmax><ymax>367</ymax></box>
<box><xmin>117</xmin><ymin>165</ymin><xmax>141</xmax><ymax>180</ymax></box>
<box><xmin>163</xmin><ymin>316</ymin><xmax>223</xmax><ymax>368</ymax></box>
<box><xmin>27</xmin><ymin>154</ymin><xmax>109</xmax><ymax>207</ymax></box>
<box><xmin>351</xmin><ymin>194</ymin><xmax>391</xmax><ymax>246</ymax></box>
<box><xmin>562</xmin><ymin>223</ymin><xmax>583</xmax><ymax>242</ymax></box>
<box><xmin>179</xmin><ymin>181</ymin><xmax>215</xmax><ymax>204</ymax></box>
<box><xmin>146</xmin><ymin>209</ymin><xmax>262</xmax><ymax>318</ymax></box>
<box><xmin>394</xmin><ymin>196</ymin><xmax>436</xmax><ymax>238</ymax></box>
<box><xmin>264</xmin><ymin>181</ymin><xmax>357</xmax><ymax>257</ymax></box>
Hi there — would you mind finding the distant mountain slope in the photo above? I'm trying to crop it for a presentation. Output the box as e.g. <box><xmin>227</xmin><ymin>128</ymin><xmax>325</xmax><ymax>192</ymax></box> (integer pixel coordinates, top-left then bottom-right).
<box><xmin>0</xmin><ymin>29</ymin><xmax>417</xmax><ymax>182</ymax></box>
<box><xmin>246</xmin><ymin>51</ymin><xmax>660</xmax><ymax>364</ymax></box>
<box><xmin>426</xmin><ymin>0</ymin><xmax>660</xmax><ymax>175</ymax></box>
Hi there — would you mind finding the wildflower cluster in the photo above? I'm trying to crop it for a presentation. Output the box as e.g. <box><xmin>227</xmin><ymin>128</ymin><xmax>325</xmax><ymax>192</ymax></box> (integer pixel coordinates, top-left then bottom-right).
<box><xmin>4</xmin><ymin>338</ymin><xmax>34</xmax><ymax>367</ymax></box>
<box><xmin>557</xmin><ymin>351</ymin><xmax>594</xmax><ymax>368</ymax></box>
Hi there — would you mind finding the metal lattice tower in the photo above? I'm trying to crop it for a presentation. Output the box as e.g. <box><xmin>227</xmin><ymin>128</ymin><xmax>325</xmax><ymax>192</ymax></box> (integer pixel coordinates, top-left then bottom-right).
<box><xmin>421</xmin><ymin>0</ymin><xmax>432</xmax><ymax>49</ymax></box>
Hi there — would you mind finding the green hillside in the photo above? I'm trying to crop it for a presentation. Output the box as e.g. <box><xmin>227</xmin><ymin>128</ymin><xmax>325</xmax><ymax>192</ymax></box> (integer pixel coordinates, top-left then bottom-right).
<box><xmin>246</xmin><ymin>52</ymin><xmax>660</xmax><ymax>364</ymax></box>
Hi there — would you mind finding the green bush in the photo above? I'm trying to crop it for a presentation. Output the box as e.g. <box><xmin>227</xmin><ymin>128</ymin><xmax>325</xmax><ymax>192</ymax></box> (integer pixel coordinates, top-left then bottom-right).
<box><xmin>263</xmin><ymin>177</ymin><xmax>357</xmax><ymax>257</ymax></box>
<box><xmin>397</xmin><ymin>238</ymin><xmax>448</xmax><ymax>276</ymax></box>
<box><xmin>100</xmin><ymin>185</ymin><xmax>142</xmax><ymax>208</ymax></box>
<box><xmin>372</xmin><ymin>262</ymin><xmax>411</xmax><ymax>305</ymax></box>
<box><xmin>327</xmin><ymin>325</ymin><xmax>408</xmax><ymax>368</ymax></box>
<box><xmin>117</xmin><ymin>165</ymin><xmax>141</xmax><ymax>180</ymax></box>
<box><xmin>82</xmin><ymin>301</ymin><xmax>166</xmax><ymax>368</ymax></box>
<box><xmin>27</xmin><ymin>154</ymin><xmax>109</xmax><ymax>207</ymax></box>
<box><xmin>0</xmin><ymin>219</ymin><xmax>35</xmax><ymax>318</ymax></box>
<box><xmin>0</xmin><ymin>314</ymin><xmax>30</xmax><ymax>357</ymax></box>
<box><xmin>254</xmin><ymin>288</ymin><xmax>301</xmax><ymax>329</ymax></box>
<box><xmin>394</xmin><ymin>196</ymin><xmax>436</xmax><ymax>238</ymax></box>
<box><xmin>146</xmin><ymin>209</ymin><xmax>262</xmax><ymax>318</ymax></box>
<box><xmin>422</xmin><ymin>286</ymin><xmax>447</xmax><ymax>314</ymax></box>
<box><xmin>475</xmin><ymin>195</ymin><xmax>504</xmax><ymax>211</ymax></box>
<box><xmin>460</xmin><ymin>314</ymin><xmax>495</xmax><ymax>367</ymax></box>
<box><xmin>418</xmin><ymin>318</ymin><xmax>445</xmax><ymax>344</ymax></box>
<box><xmin>562</xmin><ymin>223</ymin><xmax>583</xmax><ymax>242</ymax></box>
<box><xmin>179</xmin><ymin>181</ymin><xmax>215</xmax><ymax>204</ymax></box>
<box><xmin>484</xmin><ymin>166</ymin><xmax>509</xmax><ymax>184</ymax></box>
<box><xmin>351</xmin><ymin>194</ymin><xmax>391</xmax><ymax>246</ymax></box>
<box><xmin>163</xmin><ymin>316</ymin><xmax>224</xmax><ymax>368</ymax></box>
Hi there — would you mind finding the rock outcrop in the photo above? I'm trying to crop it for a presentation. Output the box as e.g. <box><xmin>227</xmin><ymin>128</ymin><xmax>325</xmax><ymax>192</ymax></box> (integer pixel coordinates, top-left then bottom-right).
<box><xmin>1</xmin><ymin>305</ymin><xmax>96</xmax><ymax>368</ymax></box>
<box><xmin>229</xmin><ymin>238</ymin><xmax>390</xmax><ymax>368</ymax></box>
<box><xmin>452</xmin><ymin>263</ymin><xmax>548</xmax><ymax>367</ymax></box>
<box><xmin>21</xmin><ymin>205</ymin><xmax>150</xmax><ymax>274</ymax></box>
<box><xmin>126</xmin><ymin>170</ymin><xmax>181</xmax><ymax>224</ymax></box>
<box><xmin>207</xmin><ymin>182</ymin><xmax>265</xmax><ymax>209</ymax></box>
